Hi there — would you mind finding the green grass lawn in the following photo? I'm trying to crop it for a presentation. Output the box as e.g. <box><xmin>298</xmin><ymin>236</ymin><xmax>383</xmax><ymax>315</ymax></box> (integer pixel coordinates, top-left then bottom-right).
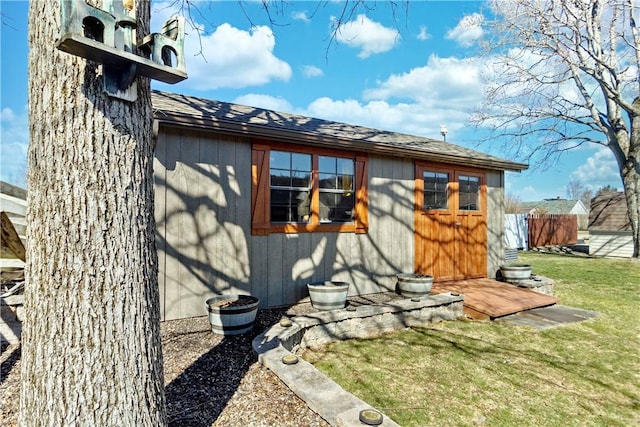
<box><xmin>302</xmin><ymin>253</ymin><xmax>640</xmax><ymax>426</ymax></box>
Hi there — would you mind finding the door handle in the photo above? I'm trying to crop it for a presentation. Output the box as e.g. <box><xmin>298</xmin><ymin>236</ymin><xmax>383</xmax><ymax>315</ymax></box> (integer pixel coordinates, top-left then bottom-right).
<box><xmin>455</xmin><ymin>222</ymin><xmax>461</xmax><ymax>227</ymax></box>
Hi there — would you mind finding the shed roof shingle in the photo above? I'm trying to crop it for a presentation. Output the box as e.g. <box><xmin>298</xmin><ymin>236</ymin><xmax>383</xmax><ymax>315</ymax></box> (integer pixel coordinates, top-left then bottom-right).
<box><xmin>588</xmin><ymin>192</ymin><xmax>631</xmax><ymax>231</ymax></box>
<box><xmin>151</xmin><ymin>90</ymin><xmax>528</xmax><ymax>172</ymax></box>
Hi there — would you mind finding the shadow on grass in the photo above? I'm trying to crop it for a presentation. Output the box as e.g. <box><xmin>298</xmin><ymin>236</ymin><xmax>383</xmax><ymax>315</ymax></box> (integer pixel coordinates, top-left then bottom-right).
<box><xmin>409</xmin><ymin>325</ymin><xmax>636</xmax><ymax>398</ymax></box>
<box><xmin>308</xmin><ymin>319</ymin><xmax>639</xmax><ymax>422</ymax></box>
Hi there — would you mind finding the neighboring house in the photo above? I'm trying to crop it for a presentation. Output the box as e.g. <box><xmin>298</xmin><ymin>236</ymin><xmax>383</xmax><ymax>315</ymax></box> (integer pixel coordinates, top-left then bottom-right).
<box><xmin>520</xmin><ymin>198</ymin><xmax>588</xmax><ymax>215</ymax></box>
<box><xmin>520</xmin><ymin>197</ymin><xmax>589</xmax><ymax>229</ymax></box>
<box><xmin>588</xmin><ymin>192</ymin><xmax>634</xmax><ymax>258</ymax></box>
<box><xmin>152</xmin><ymin>91</ymin><xmax>528</xmax><ymax>320</ymax></box>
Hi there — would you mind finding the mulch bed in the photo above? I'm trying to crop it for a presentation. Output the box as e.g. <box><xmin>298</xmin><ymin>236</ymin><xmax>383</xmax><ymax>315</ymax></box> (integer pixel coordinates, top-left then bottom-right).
<box><xmin>0</xmin><ymin>308</ymin><xmax>329</xmax><ymax>427</ymax></box>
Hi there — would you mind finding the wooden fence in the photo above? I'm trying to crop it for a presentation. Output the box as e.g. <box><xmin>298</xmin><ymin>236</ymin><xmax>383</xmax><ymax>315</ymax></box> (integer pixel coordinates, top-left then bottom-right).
<box><xmin>528</xmin><ymin>214</ymin><xmax>578</xmax><ymax>247</ymax></box>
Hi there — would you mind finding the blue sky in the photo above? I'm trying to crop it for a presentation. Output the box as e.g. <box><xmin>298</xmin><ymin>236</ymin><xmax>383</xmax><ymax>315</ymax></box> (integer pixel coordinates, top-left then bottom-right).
<box><xmin>0</xmin><ymin>0</ymin><xmax>623</xmax><ymax>200</ymax></box>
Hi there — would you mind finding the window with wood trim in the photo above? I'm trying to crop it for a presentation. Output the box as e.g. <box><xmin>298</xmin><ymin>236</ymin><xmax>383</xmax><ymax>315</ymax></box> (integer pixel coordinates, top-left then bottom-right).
<box><xmin>458</xmin><ymin>175</ymin><xmax>480</xmax><ymax>211</ymax></box>
<box><xmin>423</xmin><ymin>171</ymin><xmax>449</xmax><ymax>210</ymax></box>
<box><xmin>252</xmin><ymin>143</ymin><xmax>368</xmax><ymax>235</ymax></box>
<box><xmin>318</xmin><ymin>155</ymin><xmax>355</xmax><ymax>223</ymax></box>
<box><xmin>270</xmin><ymin>150</ymin><xmax>312</xmax><ymax>223</ymax></box>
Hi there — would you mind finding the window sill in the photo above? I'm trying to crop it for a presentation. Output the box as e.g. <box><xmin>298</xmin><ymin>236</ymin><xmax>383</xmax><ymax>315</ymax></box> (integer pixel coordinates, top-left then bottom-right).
<box><xmin>252</xmin><ymin>223</ymin><xmax>360</xmax><ymax>235</ymax></box>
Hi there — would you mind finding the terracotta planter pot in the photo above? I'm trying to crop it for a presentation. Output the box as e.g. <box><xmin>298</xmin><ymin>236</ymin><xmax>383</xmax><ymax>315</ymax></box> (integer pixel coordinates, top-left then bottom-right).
<box><xmin>205</xmin><ymin>295</ymin><xmax>259</xmax><ymax>335</ymax></box>
<box><xmin>396</xmin><ymin>273</ymin><xmax>433</xmax><ymax>298</ymax></box>
<box><xmin>307</xmin><ymin>281</ymin><xmax>349</xmax><ymax>311</ymax></box>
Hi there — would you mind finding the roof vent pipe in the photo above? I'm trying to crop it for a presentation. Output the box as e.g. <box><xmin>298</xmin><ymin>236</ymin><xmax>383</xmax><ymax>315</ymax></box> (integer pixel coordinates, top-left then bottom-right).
<box><xmin>440</xmin><ymin>124</ymin><xmax>448</xmax><ymax>142</ymax></box>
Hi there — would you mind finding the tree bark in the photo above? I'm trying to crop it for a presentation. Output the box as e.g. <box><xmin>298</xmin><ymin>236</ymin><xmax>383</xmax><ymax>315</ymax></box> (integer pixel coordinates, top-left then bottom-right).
<box><xmin>621</xmin><ymin>170</ymin><xmax>640</xmax><ymax>258</ymax></box>
<box><xmin>622</xmin><ymin>98</ymin><xmax>640</xmax><ymax>258</ymax></box>
<box><xmin>20</xmin><ymin>1</ymin><xmax>166</xmax><ymax>425</ymax></box>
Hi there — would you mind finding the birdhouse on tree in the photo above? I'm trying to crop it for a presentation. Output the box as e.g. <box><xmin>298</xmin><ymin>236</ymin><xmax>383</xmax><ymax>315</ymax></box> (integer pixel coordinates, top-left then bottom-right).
<box><xmin>56</xmin><ymin>0</ymin><xmax>187</xmax><ymax>102</ymax></box>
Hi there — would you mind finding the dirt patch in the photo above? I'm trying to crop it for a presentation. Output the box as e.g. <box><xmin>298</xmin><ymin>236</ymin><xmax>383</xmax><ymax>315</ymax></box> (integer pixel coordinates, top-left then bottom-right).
<box><xmin>0</xmin><ymin>308</ymin><xmax>328</xmax><ymax>427</ymax></box>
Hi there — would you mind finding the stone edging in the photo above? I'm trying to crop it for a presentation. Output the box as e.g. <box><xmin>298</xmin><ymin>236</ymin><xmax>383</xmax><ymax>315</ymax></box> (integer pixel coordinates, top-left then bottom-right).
<box><xmin>252</xmin><ymin>293</ymin><xmax>464</xmax><ymax>426</ymax></box>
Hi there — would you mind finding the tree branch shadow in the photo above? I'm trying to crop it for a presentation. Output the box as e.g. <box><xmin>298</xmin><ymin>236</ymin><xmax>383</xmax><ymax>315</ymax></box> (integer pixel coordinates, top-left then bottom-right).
<box><xmin>164</xmin><ymin>307</ymin><xmax>287</xmax><ymax>426</ymax></box>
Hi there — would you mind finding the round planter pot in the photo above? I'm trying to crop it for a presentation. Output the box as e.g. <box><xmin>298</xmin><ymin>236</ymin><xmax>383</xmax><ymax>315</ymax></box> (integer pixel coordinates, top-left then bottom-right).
<box><xmin>396</xmin><ymin>273</ymin><xmax>434</xmax><ymax>298</ymax></box>
<box><xmin>307</xmin><ymin>281</ymin><xmax>349</xmax><ymax>311</ymax></box>
<box><xmin>499</xmin><ymin>264</ymin><xmax>532</xmax><ymax>283</ymax></box>
<box><xmin>205</xmin><ymin>295</ymin><xmax>260</xmax><ymax>335</ymax></box>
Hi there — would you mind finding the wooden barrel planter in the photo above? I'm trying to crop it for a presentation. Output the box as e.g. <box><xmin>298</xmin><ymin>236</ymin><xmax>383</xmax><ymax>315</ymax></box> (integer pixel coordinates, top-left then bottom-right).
<box><xmin>499</xmin><ymin>264</ymin><xmax>532</xmax><ymax>283</ymax></box>
<box><xmin>307</xmin><ymin>281</ymin><xmax>349</xmax><ymax>311</ymax></box>
<box><xmin>205</xmin><ymin>295</ymin><xmax>260</xmax><ymax>335</ymax></box>
<box><xmin>396</xmin><ymin>273</ymin><xmax>433</xmax><ymax>298</ymax></box>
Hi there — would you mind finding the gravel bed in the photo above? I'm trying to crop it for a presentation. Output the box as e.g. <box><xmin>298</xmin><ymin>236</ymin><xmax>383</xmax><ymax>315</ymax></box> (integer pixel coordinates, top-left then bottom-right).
<box><xmin>0</xmin><ymin>307</ymin><xmax>329</xmax><ymax>426</ymax></box>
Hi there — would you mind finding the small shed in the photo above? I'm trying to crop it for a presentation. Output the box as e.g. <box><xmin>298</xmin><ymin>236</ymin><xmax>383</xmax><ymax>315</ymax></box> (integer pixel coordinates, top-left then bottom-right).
<box><xmin>152</xmin><ymin>91</ymin><xmax>528</xmax><ymax>320</ymax></box>
<box><xmin>0</xmin><ymin>181</ymin><xmax>27</xmax><ymax>267</ymax></box>
<box><xmin>588</xmin><ymin>192</ymin><xmax>634</xmax><ymax>258</ymax></box>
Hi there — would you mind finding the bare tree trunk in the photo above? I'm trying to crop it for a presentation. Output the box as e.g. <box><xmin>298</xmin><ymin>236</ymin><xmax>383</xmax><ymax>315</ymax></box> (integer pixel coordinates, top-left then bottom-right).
<box><xmin>622</xmin><ymin>172</ymin><xmax>640</xmax><ymax>258</ymax></box>
<box><xmin>623</xmin><ymin>100</ymin><xmax>640</xmax><ymax>258</ymax></box>
<box><xmin>20</xmin><ymin>1</ymin><xmax>166</xmax><ymax>425</ymax></box>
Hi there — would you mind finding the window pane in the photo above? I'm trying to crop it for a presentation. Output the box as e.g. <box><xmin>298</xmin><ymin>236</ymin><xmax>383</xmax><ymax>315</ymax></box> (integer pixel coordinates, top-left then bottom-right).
<box><xmin>317</xmin><ymin>156</ymin><xmax>355</xmax><ymax>224</ymax></box>
<box><xmin>269</xmin><ymin>151</ymin><xmax>312</xmax><ymax>223</ymax></box>
<box><xmin>468</xmin><ymin>178</ymin><xmax>479</xmax><ymax>193</ymax></box>
<box><xmin>337</xmin><ymin>158</ymin><xmax>354</xmax><ymax>175</ymax></box>
<box><xmin>291</xmin><ymin>153</ymin><xmax>311</xmax><ymax>171</ymax></box>
<box><xmin>423</xmin><ymin>172</ymin><xmax>436</xmax><ymax>191</ymax></box>
<box><xmin>291</xmin><ymin>171</ymin><xmax>311</xmax><ymax>188</ymax></box>
<box><xmin>270</xmin><ymin>189</ymin><xmax>311</xmax><ymax>223</ymax></box>
<box><xmin>295</xmin><ymin>190</ymin><xmax>311</xmax><ymax>222</ymax></box>
<box><xmin>459</xmin><ymin>175</ymin><xmax>479</xmax><ymax>211</ymax></box>
<box><xmin>270</xmin><ymin>151</ymin><xmax>290</xmax><ymax>170</ymax></box>
<box><xmin>271</xmin><ymin>151</ymin><xmax>311</xmax><ymax>189</ymax></box>
<box><xmin>270</xmin><ymin>189</ymin><xmax>291</xmax><ymax>222</ymax></box>
<box><xmin>338</xmin><ymin>174</ymin><xmax>353</xmax><ymax>191</ymax></box>
<box><xmin>424</xmin><ymin>192</ymin><xmax>436</xmax><ymax>209</ymax></box>
<box><xmin>270</xmin><ymin>171</ymin><xmax>290</xmax><ymax>187</ymax></box>
<box><xmin>319</xmin><ymin>173</ymin><xmax>336</xmax><ymax>189</ymax></box>
<box><xmin>319</xmin><ymin>192</ymin><xmax>354</xmax><ymax>223</ymax></box>
<box><xmin>424</xmin><ymin>171</ymin><xmax>448</xmax><ymax>209</ymax></box>
<box><xmin>318</xmin><ymin>156</ymin><xmax>335</xmax><ymax>173</ymax></box>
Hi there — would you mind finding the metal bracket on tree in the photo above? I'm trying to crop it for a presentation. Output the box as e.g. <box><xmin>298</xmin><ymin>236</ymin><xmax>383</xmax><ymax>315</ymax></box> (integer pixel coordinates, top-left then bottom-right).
<box><xmin>56</xmin><ymin>0</ymin><xmax>187</xmax><ymax>102</ymax></box>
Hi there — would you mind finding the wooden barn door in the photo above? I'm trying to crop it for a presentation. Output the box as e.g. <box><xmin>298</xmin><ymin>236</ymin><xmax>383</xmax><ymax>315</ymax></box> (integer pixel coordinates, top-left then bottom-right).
<box><xmin>454</xmin><ymin>171</ymin><xmax>487</xmax><ymax>279</ymax></box>
<box><xmin>415</xmin><ymin>164</ymin><xmax>487</xmax><ymax>281</ymax></box>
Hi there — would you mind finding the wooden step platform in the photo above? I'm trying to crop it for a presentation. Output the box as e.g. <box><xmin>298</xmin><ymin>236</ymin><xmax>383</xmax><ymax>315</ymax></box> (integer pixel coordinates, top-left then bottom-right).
<box><xmin>432</xmin><ymin>278</ymin><xmax>558</xmax><ymax>320</ymax></box>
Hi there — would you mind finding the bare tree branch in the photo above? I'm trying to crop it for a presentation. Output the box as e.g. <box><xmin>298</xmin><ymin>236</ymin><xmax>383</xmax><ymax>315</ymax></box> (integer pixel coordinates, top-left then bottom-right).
<box><xmin>474</xmin><ymin>0</ymin><xmax>640</xmax><ymax>257</ymax></box>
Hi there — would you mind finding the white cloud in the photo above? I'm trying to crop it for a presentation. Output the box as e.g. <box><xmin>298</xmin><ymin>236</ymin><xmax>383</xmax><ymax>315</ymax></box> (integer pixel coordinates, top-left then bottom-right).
<box><xmin>185</xmin><ymin>24</ymin><xmax>291</xmax><ymax>90</ymax></box>
<box><xmin>570</xmin><ymin>147</ymin><xmax>621</xmax><ymax>188</ymax></box>
<box><xmin>446</xmin><ymin>13</ymin><xmax>484</xmax><ymax>47</ymax></box>
<box><xmin>518</xmin><ymin>185</ymin><xmax>541</xmax><ymax>201</ymax></box>
<box><xmin>296</xmin><ymin>54</ymin><xmax>489</xmax><ymax>140</ymax></box>
<box><xmin>151</xmin><ymin>3</ymin><xmax>291</xmax><ymax>90</ymax></box>
<box><xmin>0</xmin><ymin>106</ymin><xmax>29</xmax><ymax>187</ymax></box>
<box><xmin>232</xmin><ymin>94</ymin><xmax>294</xmax><ymax>113</ymax></box>
<box><xmin>332</xmin><ymin>14</ymin><xmax>400</xmax><ymax>58</ymax></box>
<box><xmin>302</xmin><ymin>65</ymin><xmax>323</xmax><ymax>78</ymax></box>
<box><xmin>292</xmin><ymin>11</ymin><xmax>311</xmax><ymax>23</ymax></box>
<box><xmin>304</xmin><ymin>97</ymin><xmax>461</xmax><ymax>139</ymax></box>
<box><xmin>417</xmin><ymin>25</ymin><xmax>431</xmax><ymax>41</ymax></box>
<box><xmin>364</xmin><ymin>55</ymin><xmax>484</xmax><ymax>107</ymax></box>
<box><xmin>1</xmin><ymin>108</ymin><xmax>17</xmax><ymax>122</ymax></box>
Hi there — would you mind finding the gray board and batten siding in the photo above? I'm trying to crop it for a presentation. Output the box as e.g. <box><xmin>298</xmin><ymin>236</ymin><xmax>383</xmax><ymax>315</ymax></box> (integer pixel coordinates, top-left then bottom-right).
<box><xmin>152</xmin><ymin>91</ymin><xmax>527</xmax><ymax>321</ymax></box>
